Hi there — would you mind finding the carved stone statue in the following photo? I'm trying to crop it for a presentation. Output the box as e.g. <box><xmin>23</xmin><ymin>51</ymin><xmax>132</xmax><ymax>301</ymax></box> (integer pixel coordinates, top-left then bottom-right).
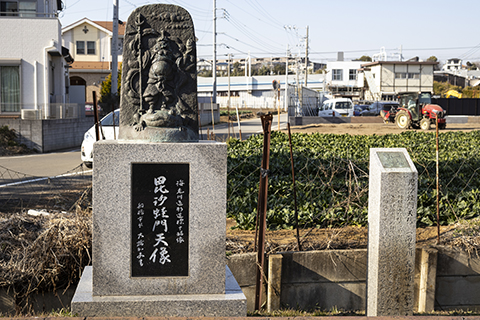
<box><xmin>119</xmin><ymin>4</ymin><xmax>198</xmax><ymax>142</ymax></box>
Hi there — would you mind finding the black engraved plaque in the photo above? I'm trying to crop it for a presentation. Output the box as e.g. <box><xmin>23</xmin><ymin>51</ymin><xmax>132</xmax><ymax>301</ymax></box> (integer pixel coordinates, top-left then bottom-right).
<box><xmin>131</xmin><ymin>163</ymin><xmax>189</xmax><ymax>277</ymax></box>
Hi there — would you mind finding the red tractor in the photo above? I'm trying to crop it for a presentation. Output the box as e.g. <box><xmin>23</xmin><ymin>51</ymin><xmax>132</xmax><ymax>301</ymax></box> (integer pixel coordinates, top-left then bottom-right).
<box><xmin>381</xmin><ymin>92</ymin><xmax>446</xmax><ymax>130</ymax></box>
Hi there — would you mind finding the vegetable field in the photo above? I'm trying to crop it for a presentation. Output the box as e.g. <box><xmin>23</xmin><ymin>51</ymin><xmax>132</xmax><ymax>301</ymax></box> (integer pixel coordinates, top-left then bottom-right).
<box><xmin>227</xmin><ymin>130</ymin><xmax>480</xmax><ymax>230</ymax></box>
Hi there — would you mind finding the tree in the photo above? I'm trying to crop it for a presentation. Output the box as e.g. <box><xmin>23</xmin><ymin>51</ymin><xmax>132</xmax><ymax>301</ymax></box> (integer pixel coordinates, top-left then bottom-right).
<box><xmin>433</xmin><ymin>81</ymin><xmax>463</xmax><ymax>97</ymax></box>
<box><xmin>99</xmin><ymin>68</ymin><xmax>122</xmax><ymax>112</ymax></box>
<box><xmin>231</xmin><ymin>61</ymin><xmax>243</xmax><ymax>76</ymax></box>
<box><xmin>357</xmin><ymin>55</ymin><xmax>372</xmax><ymax>62</ymax></box>
<box><xmin>427</xmin><ymin>56</ymin><xmax>441</xmax><ymax>70</ymax></box>
<box><xmin>273</xmin><ymin>63</ymin><xmax>286</xmax><ymax>75</ymax></box>
<box><xmin>198</xmin><ymin>69</ymin><xmax>213</xmax><ymax>77</ymax></box>
<box><xmin>466</xmin><ymin>61</ymin><xmax>478</xmax><ymax>70</ymax></box>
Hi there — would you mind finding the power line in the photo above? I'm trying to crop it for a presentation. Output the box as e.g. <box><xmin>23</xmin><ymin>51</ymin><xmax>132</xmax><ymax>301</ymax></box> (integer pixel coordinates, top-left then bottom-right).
<box><xmin>223</xmin><ymin>0</ymin><xmax>284</xmax><ymax>32</ymax></box>
<box><xmin>223</xmin><ymin>11</ymin><xmax>284</xmax><ymax>53</ymax></box>
<box><xmin>245</xmin><ymin>0</ymin><xmax>284</xmax><ymax>29</ymax></box>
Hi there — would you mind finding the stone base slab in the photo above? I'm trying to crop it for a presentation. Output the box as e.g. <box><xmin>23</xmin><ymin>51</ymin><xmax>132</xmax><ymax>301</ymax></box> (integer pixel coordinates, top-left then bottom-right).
<box><xmin>71</xmin><ymin>266</ymin><xmax>247</xmax><ymax>317</ymax></box>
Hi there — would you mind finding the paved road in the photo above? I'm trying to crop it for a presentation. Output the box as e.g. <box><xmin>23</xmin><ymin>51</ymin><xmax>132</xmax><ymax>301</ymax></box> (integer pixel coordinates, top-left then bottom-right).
<box><xmin>0</xmin><ymin>149</ymin><xmax>87</xmax><ymax>185</ymax></box>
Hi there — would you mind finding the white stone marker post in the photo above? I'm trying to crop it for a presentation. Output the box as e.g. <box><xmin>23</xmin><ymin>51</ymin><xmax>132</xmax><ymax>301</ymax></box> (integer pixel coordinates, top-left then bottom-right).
<box><xmin>367</xmin><ymin>148</ymin><xmax>418</xmax><ymax>316</ymax></box>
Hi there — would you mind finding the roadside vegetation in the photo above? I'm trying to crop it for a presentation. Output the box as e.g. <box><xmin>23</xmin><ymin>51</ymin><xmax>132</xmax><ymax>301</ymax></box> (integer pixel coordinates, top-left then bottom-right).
<box><xmin>0</xmin><ymin>126</ymin><xmax>36</xmax><ymax>156</ymax></box>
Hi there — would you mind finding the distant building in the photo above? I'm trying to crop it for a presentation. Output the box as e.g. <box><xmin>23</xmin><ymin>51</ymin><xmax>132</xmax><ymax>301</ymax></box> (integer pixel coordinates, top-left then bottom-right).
<box><xmin>0</xmin><ymin>0</ymin><xmax>72</xmax><ymax>119</ymax></box>
<box><xmin>360</xmin><ymin>60</ymin><xmax>437</xmax><ymax>101</ymax></box>
<box><xmin>434</xmin><ymin>58</ymin><xmax>480</xmax><ymax>88</ymax></box>
<box><xmin>442</xmin><ymin>58</ymin><xmax>463</xmax><ymax>71</ymax></box>
<box><xmin>197</xmin><ymin>74</ymin><xmax>326</xmax><ymax>111</ymax></box>
<box><xmin>62</xmin><ymin>18</ymin><xmax>125</xmax><ymax>109</ymax></box>
<box><xmin>325</xmin><ymin>59</ymin><xmax>364</xmax><ymax>99</ymax></box>
<box><xmin>197</xmin><ymin>56</ymin><xmax>325</xmax><ymax>76</ymax></box>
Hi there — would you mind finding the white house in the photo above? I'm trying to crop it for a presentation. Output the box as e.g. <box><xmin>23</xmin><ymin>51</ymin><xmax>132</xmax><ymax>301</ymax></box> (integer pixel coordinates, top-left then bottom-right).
<box><xmin>442</xmin><ymin>58</ymin><xmax>463</xmax><ymax>71</ymax></box>
<box><xmin>62</xmin><ymin>18</ymin><xmax>125</xmax><ymax>107</ymax></box>
<box><xmin>0</xmin><ymin>0</ymin><xmax>72</xmax><ymax>119</ymax></box>
<box><xmin>325</xmin><ymin>60</ymin><xmax>365</xmax><ymax>99</ymax></box>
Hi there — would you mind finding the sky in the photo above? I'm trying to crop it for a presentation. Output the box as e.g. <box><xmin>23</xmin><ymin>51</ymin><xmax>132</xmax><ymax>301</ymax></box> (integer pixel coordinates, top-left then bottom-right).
<box><xmin>59</xmin><ymin>0</ymin><xmax>480</xmax><ymax>65</ymax></box>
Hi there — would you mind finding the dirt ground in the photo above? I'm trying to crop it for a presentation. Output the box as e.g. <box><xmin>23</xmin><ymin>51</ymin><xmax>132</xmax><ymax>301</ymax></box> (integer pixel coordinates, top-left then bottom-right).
<box><xmin>226</xmin><ymin>119</ymin><xmax>480</xmax><ymax>255</ymax></box>
<box><xmin>286</xmin><ymin>121</ymin><xmax>480</xmax><ymax>135</ymax></box>
<box><xmin>226</xmin><ymin>219</ymin><xmax>461</xmax><ymax>255</ymax></box>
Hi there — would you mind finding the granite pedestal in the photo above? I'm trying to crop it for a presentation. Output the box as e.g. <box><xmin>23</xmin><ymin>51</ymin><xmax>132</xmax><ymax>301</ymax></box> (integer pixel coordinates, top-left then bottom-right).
<box><xmin>367</xmin><ymin>148</ymin><xmax>418</xmax><ymax>316</ymax></box>
<box><xmin>71</xmin><ymin>140</ymin><xmax>246</xmax><ymax>317</ymax></box>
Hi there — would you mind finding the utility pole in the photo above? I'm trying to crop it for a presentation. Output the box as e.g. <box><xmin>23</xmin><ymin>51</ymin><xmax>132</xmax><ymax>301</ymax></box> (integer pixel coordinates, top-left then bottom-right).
<box><xmin>285</xmin><ymin>44</ymin><xmax>289</xmax><ymax>111</ymax></box>
<box><xmin>227</xmin><ymin>53</ymin><xmax>231</xmax><ymax>109</ymax></box>
<box><xmin>304</xmin><ymin>25</ymin><xmax>309</xmax><ymax>88</ymax></box>
<box><xmin>227</xmin><ymin>53</ymin><xmax>231</xmax><ymax>138</ymax></box>
<box><xmin>212</xmin><ymin>0</ymin><xmax>217</xmax><ymax>103</ymax></box>
<box><xmin>111</xmin><ymin>0</ymin><xmax>119</xmax><ymax>95</ymax></box>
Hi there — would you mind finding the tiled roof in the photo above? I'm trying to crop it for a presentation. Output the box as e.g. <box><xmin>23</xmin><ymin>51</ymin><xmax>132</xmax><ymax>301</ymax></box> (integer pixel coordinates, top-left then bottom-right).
<box><xmin>70</xmin><ymin>61</ymin><xmax>120</xmax><ymax>70</ymax></box>
<box><xmin>92</xmin><ymin>21</ymin><xmax>126</xmax><ymax>36</ymax></box>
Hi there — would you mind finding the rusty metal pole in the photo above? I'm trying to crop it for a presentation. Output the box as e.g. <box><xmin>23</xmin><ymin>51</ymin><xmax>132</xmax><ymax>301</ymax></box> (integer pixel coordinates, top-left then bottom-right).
<box><xmin>277</xmin><ymin>89</ymin><xmax>281</xmax><ymax>131</ymax></box>
<box><xmin>287</xmin><ymin>123</ymin><xmax>302</xmax><ymax>251</ymax></box>
<box><xmin>436</xmin><ymin>113</ymin><xmax>440</xmax><ymax>244</ymax></box>
<box><xmin>254</xmin><ymin>114</ymin><xmax>273</xmax><ymax>311</ymax></box>
<box><xmin>210</xmin><ymin>94</ymin><xmax>215</xmax><ymax>134</ymax></box>
<box><xmin>93</xmin><ymin>91</ymin><xmax>100</xmax><ymax>141</ymax></box>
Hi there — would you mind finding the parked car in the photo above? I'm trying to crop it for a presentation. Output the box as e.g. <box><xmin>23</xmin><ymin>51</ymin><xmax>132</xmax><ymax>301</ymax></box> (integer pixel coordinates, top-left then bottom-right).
<box><xmin>318</xmin><ymin>98</ymin><xmax>354</xmax><ymax>117</ymax></box>
<box><xmin>81</xmin><ymin>109</ymin><xmax>119</xmax><ymax>168</ymax></box>
<box><xmin>354</xmin><ymin>104</ymin><xmax>370</xmax><ymax>116</ymax></box>
<box><xmin>360</xmin><ymin>101</ymin><xmax>399</xmax><ymax>117</ymax></box>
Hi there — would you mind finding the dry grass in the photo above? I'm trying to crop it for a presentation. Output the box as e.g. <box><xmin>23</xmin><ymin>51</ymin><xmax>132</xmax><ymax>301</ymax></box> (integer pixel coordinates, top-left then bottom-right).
<box><xmin>443</xmin><ymin>217</ymin><xmax>480</xmax><ymax>258</ymax></box>
<box><xmin>0</xmin><ymin>206</ymin><xmax>92</xmax><ymax>314</ymax></box>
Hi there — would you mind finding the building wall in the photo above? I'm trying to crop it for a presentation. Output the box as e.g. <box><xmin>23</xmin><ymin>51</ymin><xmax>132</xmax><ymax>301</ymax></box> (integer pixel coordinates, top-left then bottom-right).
<box><xmin>364</xmin><ymin>63</ymin><xmax>435</xmax><ymax>100</ymax></box>
<box><xmin>198</xmin><ymin>74</ymin><xmax>324</xmax><ymax>110</ymax></box>
<box><xmin>70</xmin><ymin>71</ymin><xmax>110</xmax><ymax>104</ymax></box>
<box><xmin>0</xmin><ymin>17</ymin><xmax>64</xmax><ymax>111</ymax></box>
<box><xmin>71</xmin><ymin>22</ymin><xmax>102</xmax><ymax>62</ymax></box>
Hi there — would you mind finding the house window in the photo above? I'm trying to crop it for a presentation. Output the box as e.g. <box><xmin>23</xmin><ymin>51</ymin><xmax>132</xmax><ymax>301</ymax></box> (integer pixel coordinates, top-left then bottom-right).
<box><xmin>1</xmin><ymin>1</ymin><xmax>36</xmax><ymax>16</ymax></box>
<box><xmin>332</xmin><ymin>69</ymin><xmax>343</xmax><ymax>81</ymax></box>
<box><xmin>0</xmin><ymin>66</ymin><xmax>21</xmax><ymax>113</ymax></box>
<box><xmin>1</xmin><ymin>1</ymin><xmax>17</xmax><ymax>15</ymax></box>
<box><xmin>407</xmin><ymin>73</ymin><xmax>420</xmax><ymax>79</ymax></box>
<box><xmin>349</xmin><ymin>69</ymin><xmax>357</xmax><ymax>80</ymax></box>
<box><xmin>87</xmin><ymin>41</ymin><xmax>96</xmax><ymax>55</ymax></box>
<box><xmin>18</xmin><ymin>1</ymin><xmax>35</xmax><ymax>16</ymax></box>
<box><xmin>395</xmin><ymin>72</ymin><xmax>407</xmax><ymax>79</ymax></box>
<box><xmin>76</xmin><ymin>41</ymin><xmax>85</xmax><ymax>55</ymax></box>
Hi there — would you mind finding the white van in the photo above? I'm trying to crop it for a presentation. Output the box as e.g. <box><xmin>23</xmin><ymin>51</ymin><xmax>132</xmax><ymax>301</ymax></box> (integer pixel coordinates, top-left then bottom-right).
<box><xmin>318</xmin><ymin>98</ymin><xmax>354</xmax><ymax>117</ymax></box>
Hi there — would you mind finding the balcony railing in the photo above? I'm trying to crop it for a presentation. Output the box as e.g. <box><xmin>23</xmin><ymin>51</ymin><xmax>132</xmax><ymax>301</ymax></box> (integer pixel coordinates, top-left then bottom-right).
<box><xmin>0</xmin><ymin>11</ymin><xmax>58</xmax><ymax>18</ymax></box>
<box><xmin>0</xmin><ymin>103</ymin><xmax>85</xmax><ymax>120</ymax></box>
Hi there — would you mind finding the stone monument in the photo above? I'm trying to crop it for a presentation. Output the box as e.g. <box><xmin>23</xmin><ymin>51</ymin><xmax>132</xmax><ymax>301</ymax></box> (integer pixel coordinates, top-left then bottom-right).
<box><xmin>71</xmin><ymin>4</ymin><xmax>246</xmax><ymax>317</ymax></box>
<box><xmin>119</xmin><ymin>3</ymin><xmax>198</xmax><ymax>142</ymax></box>
<box><xmin>366</xmin><ymin>148</ymin><xmax>418</xmax><ymax>316</ymax></box>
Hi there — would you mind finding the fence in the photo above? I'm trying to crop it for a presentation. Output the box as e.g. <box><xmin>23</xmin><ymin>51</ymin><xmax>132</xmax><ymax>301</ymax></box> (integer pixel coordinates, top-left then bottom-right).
<box><xmin>226</xmin><ymin>130</ymin><xmax>480</xmax><ymax>235</ymax></box>
<box><xmin>0</xmin><ymin>163</ymin><xmax>92</xmax><ymax>213</ymax></box>
<box><xmin>432</xmin><ymin>98</ymin><xmax>480</xmax><ymax>116</ymax></box>
<box><xmin>1</xmin><ymin>103</ymin><xmax>85</xmax><ymax>120</ymax></box>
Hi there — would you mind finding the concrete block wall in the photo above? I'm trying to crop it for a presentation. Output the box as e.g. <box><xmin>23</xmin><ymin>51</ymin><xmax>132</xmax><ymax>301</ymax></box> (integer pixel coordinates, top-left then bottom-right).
<box><xmin>41</xmin><ymin>118</ymin><xmax>93</xmax><ymax>152</ymax></box>
<box><xmin>0</xmin><ymin>118</ymin><xmax>93</xmax><ymax>153</ymax></box>
<box><xmin>1</xmin><ymin>246</ymin><xmax>480</xmax><ymax>314</ymax></box>
<box><xmin>228</xmin><ymin>246</ymin><xmax>473</xmax><ymax>313</ymax></box>
<box><xmin>0</xmin><ymin>119</ymin><xmax>43</xmax><ymax>151</ymax></box>
<box><xmin>435</xmin><ymin>246</ymin><xmax>480</xmax><ymax>311</ymax></box>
